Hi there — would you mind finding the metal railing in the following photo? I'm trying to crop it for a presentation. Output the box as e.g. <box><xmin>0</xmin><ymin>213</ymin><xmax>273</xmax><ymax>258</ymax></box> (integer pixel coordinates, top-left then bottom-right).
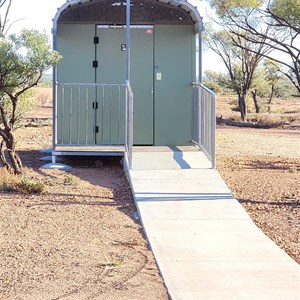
<box><xmin>54</xmin><ymin>82</ymin><xmax>126</xmax><ymax>146</ymax></box>
<box><xmin>125</xmin><ymin>80</ymin><xmax>133</xmax><ymax>169</ymax></box>
<box><xmin>192</xmin><ymin>82</ymin><xmax>216</xmax><ymax>168</ymax></box>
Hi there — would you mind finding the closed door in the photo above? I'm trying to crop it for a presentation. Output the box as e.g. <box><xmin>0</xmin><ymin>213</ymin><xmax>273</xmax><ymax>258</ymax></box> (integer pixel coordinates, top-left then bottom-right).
<box><xmin>95</xmin><ymin>25</ymin><xmax>154</xmax><ymax>145</ymax></box>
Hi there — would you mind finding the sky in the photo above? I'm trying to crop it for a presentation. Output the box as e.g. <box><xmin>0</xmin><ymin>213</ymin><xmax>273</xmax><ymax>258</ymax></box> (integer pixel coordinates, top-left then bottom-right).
<box><xmin>6</xmin><ymin>0</ymin><xmax>66</xmax><ymax>35</ymax></box>
<box><xmin>6</xmin><ymin>0</ymin><xmax>222</xmax><ymax>73</ymax></box>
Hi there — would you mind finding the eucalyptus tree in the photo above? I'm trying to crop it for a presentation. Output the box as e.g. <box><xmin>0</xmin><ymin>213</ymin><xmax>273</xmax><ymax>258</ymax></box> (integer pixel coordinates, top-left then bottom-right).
<box><xmin>249</xmin><ymin>66</ymin><xmax>269</xmax><ymax>113</ymax></box>
<box><xmin>205</xmin><ymin>28</ymin><xmax>268</xmax><ymax>120</ymax></box>
<box><xmin>208</xmin><ymin>0</ymin><xmax>300</xmax><ymax>95</ymax></box>
<box><xmin>263</xmin><ymin>59</ymin><xmax>285</xmax><ymax>111</ymax></box>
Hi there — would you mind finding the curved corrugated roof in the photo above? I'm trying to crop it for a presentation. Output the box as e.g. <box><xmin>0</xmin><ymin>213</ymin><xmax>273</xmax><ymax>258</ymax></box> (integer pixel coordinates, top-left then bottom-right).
<box><xmin>53</xmin><ymin>0</ymin><xmax>203</xmax><ymax>33</ymax></box>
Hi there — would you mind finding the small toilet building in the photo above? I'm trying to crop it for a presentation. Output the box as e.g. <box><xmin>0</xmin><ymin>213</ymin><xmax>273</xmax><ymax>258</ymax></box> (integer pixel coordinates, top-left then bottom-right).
<box><xmin>52</xmin><ymin>0</ymin><xmax>215</xmax><ymax>167</ymax></box>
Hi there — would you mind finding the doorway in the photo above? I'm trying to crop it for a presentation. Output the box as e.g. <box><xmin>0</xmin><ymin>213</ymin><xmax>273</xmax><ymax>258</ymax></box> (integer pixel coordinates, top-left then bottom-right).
<box><xmin>95</xmin><ymin>25</ymin><xmax>154</xmax><ymax>145</ymax></box>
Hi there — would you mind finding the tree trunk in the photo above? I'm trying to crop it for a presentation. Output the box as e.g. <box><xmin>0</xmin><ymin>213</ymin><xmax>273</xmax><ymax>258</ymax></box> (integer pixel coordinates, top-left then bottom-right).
<box><xmin>238</xmin><ymin>94</ymin><xmax>247</xmax><ymax>121</ymax></box>
<box><xmin>7</xmin><ymin>149</ymin><xmax>22</xmax><ymax>174</ymax></box>
<box><xmin>268</xmin><ymin>84</ymin><xmax>275</xmax><ymax>113</ymax></box>
<box><xmin>0</xmin><ymin>130</ymin><xmax>23</xmax><ymax>174</ymax></box>
<box><xmin>251</xmin><ymin>90</ymin><xmax>260</xmax><ymax>113</ymax></box>
<box><xmin>0</xmin><ymin>140</ymin><xmax>11</xmax><ymax>170</ymax></box>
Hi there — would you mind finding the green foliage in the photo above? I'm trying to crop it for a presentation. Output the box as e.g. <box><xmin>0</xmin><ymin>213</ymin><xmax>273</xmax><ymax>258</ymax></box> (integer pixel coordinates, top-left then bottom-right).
<box><xmin>251</xmin><ymin>67</ymin><xmax>269</xmax><ymax>96</ymax></box>
<box><xmin>203</xmin><ymin>80</ymin><xmax>222</xmax><ymax>93</ymax></box>
<box><xmin>263</xmin><ymin>59</ymin><xmax>283</xmax><ymax>86</ymax></box>
<box><xmin>16</xmin><ymin>177</ymin><xmax>47</xmax><ymax>194</ymax></box>
<box><xmin>0</xmin><ymin>29</ymin><xmax>61</xmax><ymax>94</ymax></box>
<box><xmin>208</xmin><ymin>0</ymin><xmax>262</xmax><ymax>16</ymax></box>
<box><xmin>274</xmin><ymin>78</ymin><xmax>298</xmax><ymax>98</ymax></box>
<box><xmin>203</xmin><ymin>70</ymin><xmax>235</xmax><ymax>94</ymax></box>
<box><xmin>0</xmin><ymin>89</ymin><xmax>36</xmax><ymax>126</ymax></box>
<box><xmin>203</xmin><ymin>70</ymin><xmax>222</xmax><ymax>93</ymax></box>
<box><xmin>271</xmin><ymin>0</ymin><xmax>300</xmax><ymax>25</ymax></box>
<box><xmin>17</xmin><ymin>89</ymin><xmax>36</xmax><ymax>115</ymax></box>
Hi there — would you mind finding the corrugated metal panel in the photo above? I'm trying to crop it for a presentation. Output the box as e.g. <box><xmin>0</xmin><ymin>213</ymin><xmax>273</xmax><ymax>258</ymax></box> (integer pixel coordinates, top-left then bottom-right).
<box><xmin>54</xmin><ymin>0</ymin><xmax>203</xmax><ymax>33</ymax></box>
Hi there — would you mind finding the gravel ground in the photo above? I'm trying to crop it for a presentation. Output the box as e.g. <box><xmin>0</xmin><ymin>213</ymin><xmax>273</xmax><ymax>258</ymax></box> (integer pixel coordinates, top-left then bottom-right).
<box><xmin>0</xmin><ymin>101</ymin><xmax>299</xmax><ymax>299</ymax></box>
<box><xmin>216</xmin><ymin>125</ymin><xmax>300</xmax><ymax>264</ymax></box>
<box><xmin>0</xmin><ymin>126</ymin><xmax>169</xmax><ymax>300</ymax></box>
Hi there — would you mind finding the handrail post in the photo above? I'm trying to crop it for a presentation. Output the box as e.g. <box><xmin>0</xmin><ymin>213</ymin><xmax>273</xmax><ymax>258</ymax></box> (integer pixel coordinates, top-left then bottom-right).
<box><xmin>52</xmin><ymin>79</ymin><xmax>58</xmax><ymax>164</ymax></box>
<box><xmin>211</xmin><ymin>92</ymin><xmax>216</xmax><ymax>169</ymax></box>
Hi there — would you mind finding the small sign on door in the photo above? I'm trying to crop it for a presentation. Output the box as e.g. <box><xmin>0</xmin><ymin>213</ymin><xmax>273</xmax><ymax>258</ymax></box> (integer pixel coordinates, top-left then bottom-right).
<box><xmin>121</xmin><ymin>44</ymin><xmax>126</xmax><ymax>51</ymax></box>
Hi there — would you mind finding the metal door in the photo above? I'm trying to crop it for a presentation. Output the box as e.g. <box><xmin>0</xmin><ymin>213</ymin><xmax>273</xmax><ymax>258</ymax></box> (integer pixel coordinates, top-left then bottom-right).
<box><xmin>95</xmin><ymin>25</ymin><xmax>154</xmax><ymax>145</ymax></box>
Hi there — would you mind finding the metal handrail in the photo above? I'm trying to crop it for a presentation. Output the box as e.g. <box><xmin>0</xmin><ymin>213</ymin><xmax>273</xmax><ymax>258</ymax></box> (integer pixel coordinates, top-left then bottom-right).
<box><xmin>192</xmin><ymin>82</ymin><xmax>216</xmax><ymax>168</ymax></box>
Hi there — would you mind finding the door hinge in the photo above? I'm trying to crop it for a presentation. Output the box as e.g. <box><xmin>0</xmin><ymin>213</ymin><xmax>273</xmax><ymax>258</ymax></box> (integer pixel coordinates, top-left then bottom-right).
<box><xmin>92</xmin><ymin>102</ymin><xmax>98</xmax><ymax>109</ymax></box>
<box><xmin>94</xmin><ymin>126</ymin><xmax>99</xmax><ymax>133</ymax></box>
<box><xmin>93</xmin><ymin>60</ymin><xmax>98</xmax><ymax>68</ymax></box>
<box><xmin>94</xmin><ymin>36</ymin><xmax>99</xmax><ymax>44</ymax></box>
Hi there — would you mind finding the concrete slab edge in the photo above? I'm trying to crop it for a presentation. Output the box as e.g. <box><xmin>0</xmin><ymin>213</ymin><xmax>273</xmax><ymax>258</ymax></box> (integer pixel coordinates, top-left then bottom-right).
<box><xmin>122</xmin><ymin>161</ymin><xmax>172</xmax><ymax>299</ymax></box>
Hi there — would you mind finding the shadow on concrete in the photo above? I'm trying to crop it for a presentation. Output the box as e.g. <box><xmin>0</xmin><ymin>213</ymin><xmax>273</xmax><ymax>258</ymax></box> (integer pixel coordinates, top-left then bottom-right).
<box><xmin>169</xmin><ymin>146</ymin><xmax>192</xmax><ymax>169</ymax></box>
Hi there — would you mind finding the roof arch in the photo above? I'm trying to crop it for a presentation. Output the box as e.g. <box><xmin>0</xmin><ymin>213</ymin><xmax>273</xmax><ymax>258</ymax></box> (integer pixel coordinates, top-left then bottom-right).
<box><xmin>53</xmin><ymin>0</ymin><xmax>203</xmax><ymax>33</ymax></box>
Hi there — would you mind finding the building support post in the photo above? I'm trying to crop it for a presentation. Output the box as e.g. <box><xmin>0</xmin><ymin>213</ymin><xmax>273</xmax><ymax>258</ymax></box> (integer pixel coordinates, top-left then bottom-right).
<box><xmin>52</xmin><ymin>20</ymin><xmax>58</xmax><ymax>164</ymax></box>
<box><xmin>198</xmin><ymin>30</ymin><xmax>203</xmax><ymax>83</ymax></box>
<box><xmin>125</xmin><ymin>0</ymin><xmax>133</xmax><ymax>168</ymax></box>
<box><xmin>126</xmin><ymin>0</ymin><xmax>131</xmax><ymax>82</ymax></box>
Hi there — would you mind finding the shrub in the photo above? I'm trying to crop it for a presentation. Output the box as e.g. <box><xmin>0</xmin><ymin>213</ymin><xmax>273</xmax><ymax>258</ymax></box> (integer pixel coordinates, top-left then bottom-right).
<box><xmin>63</xmin><ymin>174</ymin><xmax>79</xmax><ymax>185</ymax></box>
<box><xmin>16</xmin><ymin>177</ymin><xmax>47</xmax><ymax>194</ymax></box>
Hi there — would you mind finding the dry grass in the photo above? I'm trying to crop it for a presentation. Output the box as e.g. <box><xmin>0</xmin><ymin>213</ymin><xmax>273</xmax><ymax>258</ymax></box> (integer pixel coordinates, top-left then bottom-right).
<box><xmin>34</xmin><ymin>87</ymin><xmax>52</xmax><ymax>107</ymax></box>
<box><xmin>0</xmin><ymin>168</ymin><xmax>46</xmax><ymax>194</ymax></box>
<box><xmin>23</xmin><ymin>87</ymin><xmax>53</xmax><ymax>120</ymax></box>
<box><xmin>0</xmin><ymin>168</ymin><xmax>19</xmax><ymax>192</ymax></box>
<box><xmin>217</xmin><ymin>94</ymin><xmax>300</xmax><ymax>126</ymax></box>
<box><xmin>248</xmin><ymin>113</ymin><xmax>300</xmax><ymax>125</ymax></box>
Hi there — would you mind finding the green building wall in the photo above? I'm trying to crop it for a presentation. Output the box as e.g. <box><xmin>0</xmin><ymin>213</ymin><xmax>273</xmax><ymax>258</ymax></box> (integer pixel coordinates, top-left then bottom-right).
<box><xmin>56</xmin><ymin>24</ymin><xmax>196</xmax><ymax>146</ymax></box>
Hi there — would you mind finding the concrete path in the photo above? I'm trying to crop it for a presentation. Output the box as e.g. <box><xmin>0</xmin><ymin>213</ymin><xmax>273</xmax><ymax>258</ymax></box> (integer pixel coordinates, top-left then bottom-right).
<box><xmin>126</xmin><ymin>147</ymin><xmax>300</xmax><ymax>300</ymax></box>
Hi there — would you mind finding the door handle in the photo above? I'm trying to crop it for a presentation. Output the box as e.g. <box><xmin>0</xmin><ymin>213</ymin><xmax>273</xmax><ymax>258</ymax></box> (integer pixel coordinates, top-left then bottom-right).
<box><xmin>150</xmin><ymin>88</ymin><xmax>154</xmax><ymax>95</ymax></box>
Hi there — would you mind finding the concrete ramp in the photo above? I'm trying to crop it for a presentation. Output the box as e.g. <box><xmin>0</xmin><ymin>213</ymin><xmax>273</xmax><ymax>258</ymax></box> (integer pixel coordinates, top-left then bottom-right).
<box><xmin>126</xmin><ymin>147</ymin><xmax>300</xmax><ymax>300</ymax></box>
